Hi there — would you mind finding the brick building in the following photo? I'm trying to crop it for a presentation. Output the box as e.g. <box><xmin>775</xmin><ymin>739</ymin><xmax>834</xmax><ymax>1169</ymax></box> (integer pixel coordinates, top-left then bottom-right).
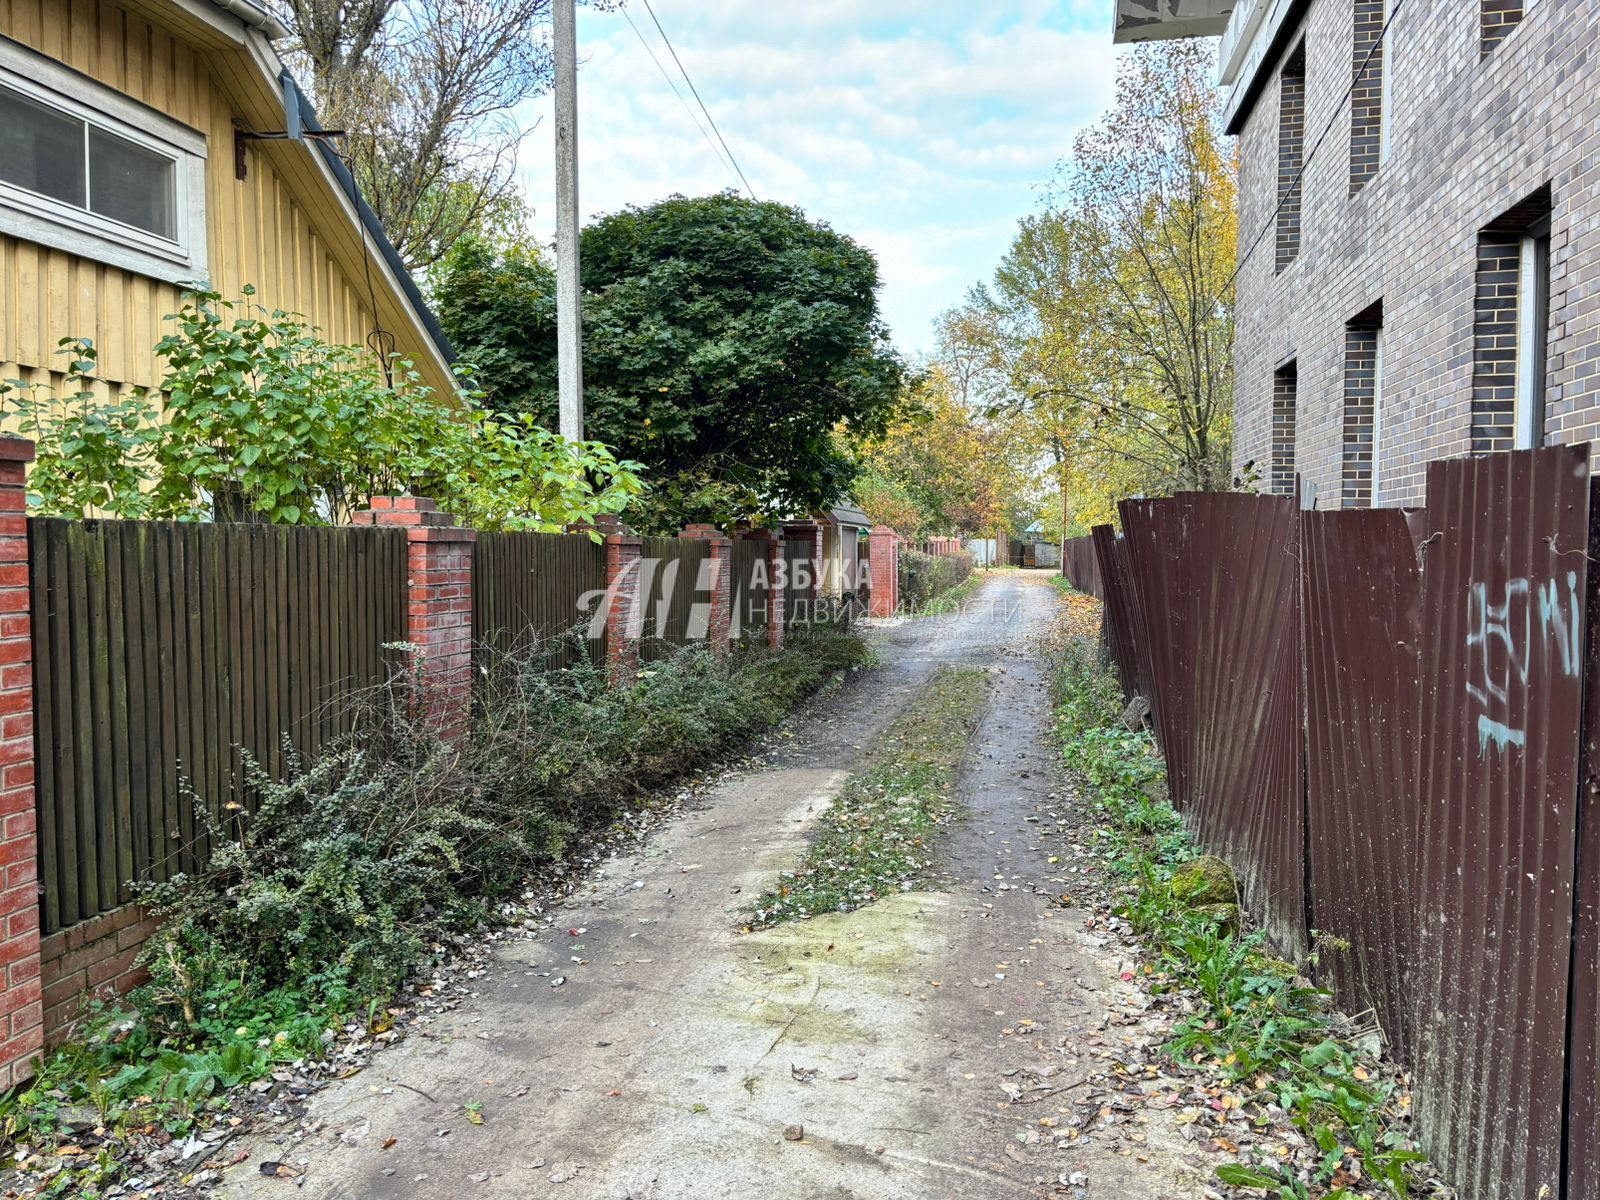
<box><xmin>1119</xmin><ymin>0</ymin><xmax>1600</xmax><ymax>508</ymax></box>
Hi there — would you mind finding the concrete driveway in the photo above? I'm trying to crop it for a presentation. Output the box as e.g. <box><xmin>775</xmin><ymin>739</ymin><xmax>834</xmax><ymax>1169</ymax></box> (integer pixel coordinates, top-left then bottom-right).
<box><xmin>220</xmin><ymin>572</ymin><xmax>1205</xmax><ymax>1200</ymax></box>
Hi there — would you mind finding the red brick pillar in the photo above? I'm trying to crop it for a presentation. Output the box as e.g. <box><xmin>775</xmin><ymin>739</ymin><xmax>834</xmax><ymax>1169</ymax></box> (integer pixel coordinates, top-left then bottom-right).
<box><xmin>602</xmin><ymin>519</ymin><xmax>644</xmax><ymax>683</ymax></box>
<box><xmin>680</xmin><ymin>524</ymin><xmax>731</xmax><ymax>656</ymax></box>
<box><xmin>0</xmin><ymin>438</ymin><xmax>43</xmax><ymax>1087</ymax></box>
<box><xmin>869</xmin><ymin>526</ymin><xmax>901</xmax><ymax>617</ymax></box>
<box><xmin>352</xmin><ymin>497</ymin><xmax>475</xmax><ymax>739</ymax></box>
<box><xmin>782</xmin><ymin>520</ymin><xmax>821</xmax><ymax>624</ymax></box>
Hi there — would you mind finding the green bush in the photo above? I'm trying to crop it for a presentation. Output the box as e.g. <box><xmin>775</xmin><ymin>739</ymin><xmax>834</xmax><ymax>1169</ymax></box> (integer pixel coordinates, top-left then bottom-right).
<box><xmin>897</xmin><ymin>548</ymin><xmax>974</xmax><ymax>612</ymax></box>
<box><xmin>133</xmin><ymin>623</ymin><xmax>873</xmax><ymax>1047</ymax></box>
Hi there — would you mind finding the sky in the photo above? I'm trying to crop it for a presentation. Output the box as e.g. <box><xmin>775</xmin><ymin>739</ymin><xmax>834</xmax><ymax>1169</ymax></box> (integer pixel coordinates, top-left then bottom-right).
<box><xmin>513</xmin><ymin>1</ymin><xmax>1127</xmax><ymax>356</ymax></box>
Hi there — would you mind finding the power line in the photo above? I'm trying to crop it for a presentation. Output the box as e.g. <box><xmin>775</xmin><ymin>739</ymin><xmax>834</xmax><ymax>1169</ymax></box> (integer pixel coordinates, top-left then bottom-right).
<box><xmin>1225</xmin><ymin>0</ymin><xmax>1405</xmax><ymax>293</ymax></box>
<box><xmin>639</xmin><ymin>0</ymin><xmax>757</xmax><ymax>200</ymax></box>
<box><xmin>621</xmin><ymin>5</ymin><xmax>740</xmax><ymax>183</ymax></box>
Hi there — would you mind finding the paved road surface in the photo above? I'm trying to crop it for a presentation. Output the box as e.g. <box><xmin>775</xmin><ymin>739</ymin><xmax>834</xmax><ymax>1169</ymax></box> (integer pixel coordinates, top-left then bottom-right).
<box><xmin>221</xmin><ymin>572</ymin><xmax>1203</xmax><ymax>1200</ymax></box>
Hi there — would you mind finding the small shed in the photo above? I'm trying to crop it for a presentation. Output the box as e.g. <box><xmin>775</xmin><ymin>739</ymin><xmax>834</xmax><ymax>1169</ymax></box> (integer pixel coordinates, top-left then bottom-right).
<box><xmin>1020</xmin><ymin>522</ymin><xmax>1061</xmax><ymax>569</ymax></box>
<box><xmin>818</xmin><ymin>504</ymin><xmax>872</xmax><ymax>597</ymax></box>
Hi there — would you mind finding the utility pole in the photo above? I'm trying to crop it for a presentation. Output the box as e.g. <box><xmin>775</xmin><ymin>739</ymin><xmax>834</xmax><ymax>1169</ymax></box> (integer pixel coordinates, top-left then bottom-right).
<box><xmin>554</xmin><ymin>0</ymin><xmax>583</xmax><ymax>441</ymax></box>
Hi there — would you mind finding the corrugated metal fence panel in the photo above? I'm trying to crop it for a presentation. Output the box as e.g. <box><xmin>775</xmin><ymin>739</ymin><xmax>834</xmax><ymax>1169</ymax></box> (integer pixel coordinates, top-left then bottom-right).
<box><xmin>1411</xmin><ymin>446</ymin><xmax>1592</xmax><ymax>1200</ymax></box>
<box><xmin>472</xmin><ymin>532</ymin><xmax>606</xmax><ymax>666</ymax></box>
<box><xmin>1062</xmin><ymin>535</ymin><xmax>1102</xmax><ymax>598</ymax></box>
<box><xmin>639</xmin><ymin>537</ymin><xmax>710</xmax><ymax>662</ymax></box>
<box><xmin>1090</xmin><ymin>525</ymin><xmax>1142</xmax><ymax>707</ymax></box>
<box><xmin>1120</xmin><ymin>493</ymin><xmax>1307</xmax><ymax>957</ymax></box>
<box><xmin>1570</xmin><ymin>472</ymin><xmax>1600</xmax><ymax>1200</ymax></box>
<box><xmin>30</xmin><ymin>521</ymin><xmax>408</xmax><ymax>934</ymax></box>
<box><xmin>1300</xmin><ymin>508</ymin><xmax>1422</xmax><ymax>1060</ymax></box>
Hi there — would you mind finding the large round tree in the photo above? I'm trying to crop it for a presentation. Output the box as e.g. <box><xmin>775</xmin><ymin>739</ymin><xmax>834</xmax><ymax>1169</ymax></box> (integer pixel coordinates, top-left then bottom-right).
<box><xmin>433</xmin><ymin>192</ymin><xmax>904</xmax><ymax>529</ymax></box>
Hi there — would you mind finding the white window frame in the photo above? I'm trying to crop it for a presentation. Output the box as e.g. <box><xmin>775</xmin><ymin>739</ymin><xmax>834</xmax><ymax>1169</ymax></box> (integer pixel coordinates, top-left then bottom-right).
<box><xmin>1376</xmin><ymin>0</ymin><xmax>1391</xmax><ymax>167</ymax></box>
<box><xmin>1371</xmin><ymin>325</ymin><xmax>1385</xmax><ymax>502</ymax></box>
<box><xmin>1513</xmin><ymin>221</ymin><xmax>1551</xmax><ymax>451</ymax></box>
<box><xmin>0</xmin><ymin>36</ymin><xmax>208</xmax><ymax>286</ymax></box>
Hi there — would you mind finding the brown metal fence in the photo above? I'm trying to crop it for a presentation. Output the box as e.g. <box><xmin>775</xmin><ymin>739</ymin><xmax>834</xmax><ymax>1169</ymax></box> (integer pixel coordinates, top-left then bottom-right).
<box><xmin>1061</xmin><ymin>535</ymin><xmax>1102</xmax><ymax>598</ymax></box>
<box><xmin>473</xmin><ymin>531</ymin><xmax>607</xmax><ymax>666</ymax></box>
<box><xmin>30</xmin><ymin>520</ymin><xmax>408</xmax><ymax>933</ymax></box>
<box><xmin>783</xmin><ymin>540</ymin><xmax>812</xmax><ymax>629</ymax></box>
<box><xmin>1086</xmin><ymin>443</ymin><xmax>1600</xmax><ymax>1200</ymax></box>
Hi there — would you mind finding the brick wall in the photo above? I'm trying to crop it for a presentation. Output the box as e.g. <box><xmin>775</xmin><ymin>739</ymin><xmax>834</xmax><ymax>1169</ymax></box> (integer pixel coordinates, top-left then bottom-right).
<box><xmin>1342</xmin><ymin>323</ymin><xmax>1379</xmax><ymax>506</ymax></box>
<box><xmin>1232</xmin><ymin>0</ymin><xmax>1600</xmax><ymax>508</ymax></box>
<box><xmin>1270</xmin><ymin>364</ymin><xmax>1298</xmax><ymax>496</ymax></box>
<box><xmin>0</xmin><ymin>440</ymin><xmax>41</xmax><ymax>1085</ymax></box>
<box><xmin>1480</xmin><ymin>0</ymin><xmax>1525</xmax><ymax>56</ymax></box>
<box><xmin>40</xmin><ymin>904</ymin><xmax>158</xmax><ymax>1043</ymax></box>
<box><xmin>1275</xmin><ymin>44</ymin><xmax>1306</xmax><ymax>274</ymax></box>
<box><xmin>1348</xmin><ymin>0</ymin><xmax>1386</xmax><ymax>195</ymax></box>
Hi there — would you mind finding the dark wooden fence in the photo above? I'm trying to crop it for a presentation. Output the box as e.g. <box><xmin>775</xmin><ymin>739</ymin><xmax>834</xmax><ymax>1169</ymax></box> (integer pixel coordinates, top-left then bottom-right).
<box><xmin>639</xmin><ymin>537</ymin><xmax>710</xmax><ymax>662</ymax></box>
<box><xmin>730</xmin><ymin>538</ymin><xmax>768</xmax><ymax>639</ymax></box>
<box><xmin>473</xmin><ymin>532</ymin><xmax>606</xmax><ymax>666</ymax></box>
<box><xmin>30</xmin><ymin>520</ymin><xmax>407</xmax><ymax>933</ymax></box>
<box><xmin>1087</xmin><ymin>445</ymin><xmax>1600</xmax><ymax>1200</ymax></box>
<box><xmin>783</xmin><ymin>540</ymin><xmax>811</xmax><ymax>628</ymax></box>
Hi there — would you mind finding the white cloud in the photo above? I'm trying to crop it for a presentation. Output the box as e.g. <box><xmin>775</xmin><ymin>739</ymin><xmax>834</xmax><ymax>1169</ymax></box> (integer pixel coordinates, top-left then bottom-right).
<box><xmin>513</xmin><ymin>1</ymin><xmax>1127</xmax><ymax>352</ymax></box>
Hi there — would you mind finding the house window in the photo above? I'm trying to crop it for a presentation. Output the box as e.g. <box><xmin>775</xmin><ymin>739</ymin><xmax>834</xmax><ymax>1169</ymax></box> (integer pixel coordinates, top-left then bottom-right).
<box><xmin>1349</xmin><ymin>0</ymin><xmax>1387</xmax><ymax>194</ymax></box>
<box><xmin>1473</xmin><ymin>187</ymin><xmax>1552</xmax><ymax>452</ymax></box>
<box><xmin>1481</xmin><ymin>0</ymin><xmax>1525</xmax><ymax>57</ymax></box>
<box><xmin>1343</xmin><ymin>304</ymin><xmax>1383</xmax><ymax>507</ymax></box>
<box><xmin>0</xmin><ymin>39</ymin><xmax>207</xmax><ymax>284</ymax></box>
<box><xmin>1276</xmin><ymin>44</ymin><xmax>1306</xmax><ymax>272</ymax></box>
<box><xmin>1271</xmin><ymin>362</ymin><xmax>1297</xmax><ymax>498</ymax></box>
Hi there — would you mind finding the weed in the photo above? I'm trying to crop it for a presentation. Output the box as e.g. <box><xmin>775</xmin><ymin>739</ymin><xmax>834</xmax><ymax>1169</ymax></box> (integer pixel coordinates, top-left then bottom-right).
<box><xmin>1052</xmin><ymin>632</ymin><xmax>1429</xmax><ymax>1198</ymax></box>
<box><xmin>751</xmin><ymin>666</ymin><xmax>989</xmax><ymax>925</ymax></box>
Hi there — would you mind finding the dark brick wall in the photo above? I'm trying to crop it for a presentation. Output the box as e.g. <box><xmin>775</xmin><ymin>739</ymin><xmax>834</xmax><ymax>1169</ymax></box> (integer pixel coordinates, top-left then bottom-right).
<box><xmin>1342</xmin><ymin>323</ymin><xmax>1379</xmax><ymax>505</ymax></box>
<box><xmin>1276</xmin><ymin>45</ymin><xmax>1307</xmax><ymax>273</ymax></box>
<box><xmin>1481</xmin><ymin>0</ymin><xmax>1525</xmax><ymax>56</ymax></box>
<box><xmin>1471</xmin><ymin>236</ymin><xmax>1520</xmax><ymax>452</ymax></box>
<box><xmin>1271</xmin><ymin>363</ymin><xmax>1299</xmax><ymax>496</ymax></box>
<box><xmin>1349</xmin><ymin>0</ymin><xmax>1386</xmax><ymax>195</ymax></box>
<box><xmin>1232</xmin><ymin>0</ymin><xmax>1600</xmax><ymax>508</ymax></box>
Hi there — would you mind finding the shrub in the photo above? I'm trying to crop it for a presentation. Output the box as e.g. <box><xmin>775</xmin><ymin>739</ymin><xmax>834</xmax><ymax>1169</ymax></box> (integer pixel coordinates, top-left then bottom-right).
<box><xmin>132</xmin><ymin>623</ymin><xmax>873</xmax><ymax>1046</ymax></box>
<box><xmin>897</xmin><ymin>548</ymin><xmax>974</xmax><ymax>612</ymax></box>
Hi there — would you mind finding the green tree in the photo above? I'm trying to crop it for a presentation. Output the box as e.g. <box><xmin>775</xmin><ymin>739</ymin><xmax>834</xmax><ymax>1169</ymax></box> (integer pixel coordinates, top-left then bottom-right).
<box><xmin>434</xmin><ymin>193</ymin><xmax>906</xmax><ymax>531</ymax></box>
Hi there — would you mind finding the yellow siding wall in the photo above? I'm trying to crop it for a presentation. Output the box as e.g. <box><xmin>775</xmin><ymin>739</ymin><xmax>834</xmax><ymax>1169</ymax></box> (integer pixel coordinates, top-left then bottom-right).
<box><xmin>0</xmin><ymin>0</ymin><xmax>449</xmax><ymax>401</ymax></box>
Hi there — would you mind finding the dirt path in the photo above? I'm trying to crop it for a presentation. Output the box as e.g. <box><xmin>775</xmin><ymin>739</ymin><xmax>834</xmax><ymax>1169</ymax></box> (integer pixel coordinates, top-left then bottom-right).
<box><xmin>220</xmin><ymin>572</ymin><xmax>1205</xmax><ymax>1200</ymax></box>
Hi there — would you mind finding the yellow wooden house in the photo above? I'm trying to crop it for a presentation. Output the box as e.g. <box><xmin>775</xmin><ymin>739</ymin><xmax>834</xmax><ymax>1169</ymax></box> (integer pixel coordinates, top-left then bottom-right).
<box><xmin>0</xmin><ymin>0</ymin><xmax>455</xmax><ymax>400</ymax></box>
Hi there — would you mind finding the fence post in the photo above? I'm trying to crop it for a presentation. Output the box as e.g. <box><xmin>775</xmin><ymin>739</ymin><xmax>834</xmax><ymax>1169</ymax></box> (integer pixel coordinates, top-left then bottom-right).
<box><xmin>352</xmin><ymin>497</ymin><xmax>476</xmax><ymax>739</ymax></box>
<box><xmin>601</xmin><ymin>517</ymin><xmax>644</xmax><ymax>683</ymax></box>
<box><xmin>0</xmin><ymin>439</ymin><xmax>43</xmax><ymax>1088</ymax></box>
<box><xmin>870</xmin><ymin>526</ymin><xmax>901</xmax><ymax>617</ymax></box>
<box><xmin>680</xmin><ymin>524</ymin><xmax>731</xmax><ymax>656</ymax></box>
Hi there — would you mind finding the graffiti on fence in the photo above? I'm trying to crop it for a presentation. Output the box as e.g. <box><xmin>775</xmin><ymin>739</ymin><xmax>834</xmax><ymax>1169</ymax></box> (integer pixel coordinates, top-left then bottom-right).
<box><xmin>1464</xmin><ymin>570</ymin><xmax>1582</xmax><ymax>754</ymax></box>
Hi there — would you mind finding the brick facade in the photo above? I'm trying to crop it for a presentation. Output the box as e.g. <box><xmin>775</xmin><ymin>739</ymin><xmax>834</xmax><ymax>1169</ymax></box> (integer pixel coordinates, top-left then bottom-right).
<box><xmin>1480</xmin><ymin>0</ymin><xmax>1525</xmax><ymax>56</ymax></box>
<box><xmin>1232</xmin><ymin>1</ymin><xmax>1599</xmax><ymax>509</ymax></box>
<box><xmin>40</xmin><ymin>904</ymin><xmax>158</xmax><ymax>1044</ymax></box>
<box><xmin>0</xmin><ymin>439</ymin><xmax>42</xmax><ymax>1086</ymax></box>
<box><xmin>1348</xmin><ymin>0</ymin><xmax>1386</xmax><ymax>195</ymax></box>
<box><xmin>1342</xmin><ymin>309</ymin><xmax>1381</xmax><ymax>506</ymax></box>
<box><xmin>1275</xmin><ymin>43</ymin><xmax>1306</xmax><ymax>274</ymax></box>
<box><xmin>868</xmin><ymin>527</ymin><xmax>901</xmax><ymax>618</ymax></box>
<box><xmin>679</xmin><ymin>525</ymin><xmax>732</xmax><ymax>655</ymax></box>
<box><xmin>1270</xmin><ymin>363</ymin><xmax>1298</xmax><ymax>497</ymax></box>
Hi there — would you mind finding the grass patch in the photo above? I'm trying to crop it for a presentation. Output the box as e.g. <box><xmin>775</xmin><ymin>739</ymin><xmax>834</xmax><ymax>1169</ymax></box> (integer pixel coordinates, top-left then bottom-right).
<box><xmin>3</xmin><ymin>622</ymin><xmax>873</xmax><ymax>1198</ymax></box>
<box><xmin>1053</xmin><ymin>632</ymin><xmax>1430</xmax><ymax>1199</ymax></box>
<box><xmin>751</xmin><ymin>666</ymin><xmax>990</xmax><ymax>925</ymax></box>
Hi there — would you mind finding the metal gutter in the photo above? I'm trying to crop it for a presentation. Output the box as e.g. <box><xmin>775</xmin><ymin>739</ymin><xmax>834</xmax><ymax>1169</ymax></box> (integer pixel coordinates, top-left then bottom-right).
<box><xmin>208</xmin><ymin>0</ymin><xmax>290</xmax><ymax>40</ymax></box>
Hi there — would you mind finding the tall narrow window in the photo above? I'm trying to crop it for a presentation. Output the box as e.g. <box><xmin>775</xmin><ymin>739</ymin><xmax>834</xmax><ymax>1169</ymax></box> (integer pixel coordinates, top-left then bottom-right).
<box><xmin>1276</xmin><ymin>44</ymin><xmax>1306</xmax><ymax>273</ymax></box>
<box><xmin>1271</xmin><ymin>363</ymin><xmax>1298</xmax><ymax>498</ymax></box>
<box><xmin>1473</xmin><ymin>187</ymin><xmax>1552</xmax><ymax>452</ymax></box>
<box><xmin>1349</xmin><ymin>0</ymin><xmax>1386</xmax><ymax>194</ymax></box>
<box><xmin>1481</xmin><ymin>0</ymin><xmax>1525</xmax><ymax>57</ymax></box>
<box><xmin>1343</xmin><ymin>303</ymin><xmax>1383</xmax><ymax>507</ymax></box>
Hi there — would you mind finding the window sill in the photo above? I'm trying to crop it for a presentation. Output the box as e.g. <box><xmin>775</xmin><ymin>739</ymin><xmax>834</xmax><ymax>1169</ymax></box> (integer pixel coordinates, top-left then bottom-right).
<box><xmin>0</xmin><ymin>187</ymin><xmax>209</xmax><ymax>288</ymax></box>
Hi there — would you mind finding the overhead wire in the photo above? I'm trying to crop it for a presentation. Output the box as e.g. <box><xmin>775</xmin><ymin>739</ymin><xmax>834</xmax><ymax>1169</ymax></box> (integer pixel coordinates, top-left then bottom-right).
<box><xmin>1224</xmin><ymin>0</ymin><xmax>1406</xmax><ymax>293</ymax></box>
<box><xmin>638</xmin><ymin>0</ymin><xmax>757</xmax><ymax>200</ymax></box>
<box><xmin>620</xmin><ymin>5</ymin><xmax>741</xmax><ymax>184</ymax></box>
